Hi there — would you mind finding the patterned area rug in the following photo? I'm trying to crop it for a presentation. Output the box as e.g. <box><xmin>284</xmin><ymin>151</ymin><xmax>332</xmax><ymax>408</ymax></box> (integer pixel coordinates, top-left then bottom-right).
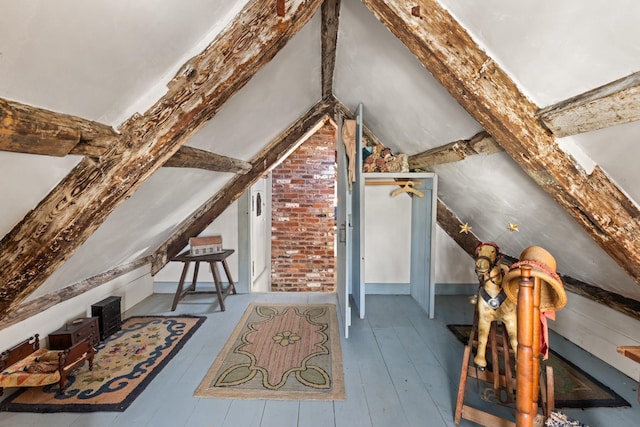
<box><xmin>195</xmin><ymin>303</ymin><xmax>345</xmax><ymax>400</ymax></box>
<box><xmin>447</xmin><ymin>324</ymin><xmax>630</xmax><ymax>408</ymax></box>
<box><xmin>0</xmin><ymin>316</ymin><xmax>205</xmax><ymax>412</ymax></box>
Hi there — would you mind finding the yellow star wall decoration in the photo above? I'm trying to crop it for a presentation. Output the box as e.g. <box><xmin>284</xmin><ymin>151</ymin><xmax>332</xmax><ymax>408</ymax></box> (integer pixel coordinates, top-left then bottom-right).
<box><xmin>459</xmin><ymin>223</ymin><xmax>472</xmax><ymax>234</ymax></box>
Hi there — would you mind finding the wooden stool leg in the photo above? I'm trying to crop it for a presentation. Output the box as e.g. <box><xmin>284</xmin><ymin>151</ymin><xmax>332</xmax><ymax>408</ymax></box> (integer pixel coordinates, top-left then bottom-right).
<box><xmin>171</xmin><ymin>261</ymin><xmax>190</xmax><ymax>311</ymax></box>
<box><xmin>188</xmin><ymin>261</ymin><xmax>200</xmax><ymax>292</ymax></box>
<box><xmin>210</xmin><ymin>261</ymin><xmax>226</xmax><ymax>311</ymax></box>
<box><xmin>221</xmin><ymin>259</ymin><xmax>237</xmax><ymax>295</ymax></box>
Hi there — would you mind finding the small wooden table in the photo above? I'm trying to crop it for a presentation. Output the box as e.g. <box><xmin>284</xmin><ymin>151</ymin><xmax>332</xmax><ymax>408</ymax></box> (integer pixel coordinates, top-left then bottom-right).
<box><xmin>170</xmin><ymin>249</ymin><xmax>237</xmax><ymax>311</ymax></box>
<box><xmin>617</xmin><ymin>345</ymin><xmax>640</xmax><ymax>402</ymax></box>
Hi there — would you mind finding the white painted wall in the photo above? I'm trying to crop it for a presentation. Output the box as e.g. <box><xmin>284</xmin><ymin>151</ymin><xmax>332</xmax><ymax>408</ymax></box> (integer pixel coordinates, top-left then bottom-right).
<box><xmin>439</xmin><ymin>0</ymin><xmax>640</xmax><ymax>107</ymax></box>
<box><xmin>0</xmin><ymin>0</ymin><xmax>248</xmax><ymax>125</ymax></box>
<box><xmin>152</xmin><ymin>186</ymin><xmax>480</xmax><ymax>288</ymax></box>
<box><xmin>364</xmin><ymin>186</ymin><xmax>412</xmax><ymax>284</ymax></box>
<box><xmin>552</xmin><ymin>292</ymin><xmax>640</xmax><ymax>380</ymax></box>
<box><xmin>0</xmin><ymin>153</ymin><xmax>80</xmax><ymax>237</ymax></box>
<box><xmin>0</xmin><ymin>266</ymin><xmax>153</xmax><ymax>358</ymax></box>
<box><xmin>153</xmin><ymin>201</ymin><xmax>240</xmax><ymax>291</ymax></box>
<box><xmin>434</xmin><ymin>226</ymin><xmax>478</xmax><ymax>285</ymax></box>
<box><xmin>364</xmin><ymin>183</ymin><xmax>479</xmax><ymax>288</ymax></box>
<box><xmin>152</xmin><ymin>184</ymin><xmax>478</xmax><ymax>290</ymax></box>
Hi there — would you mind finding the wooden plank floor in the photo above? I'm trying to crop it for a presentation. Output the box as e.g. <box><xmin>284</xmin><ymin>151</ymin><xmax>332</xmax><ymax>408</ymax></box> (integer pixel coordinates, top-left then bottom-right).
<box><xmin>1</xmin><ymin>293</ymin><xmax>639</xmax><ymax>426</ymax></box>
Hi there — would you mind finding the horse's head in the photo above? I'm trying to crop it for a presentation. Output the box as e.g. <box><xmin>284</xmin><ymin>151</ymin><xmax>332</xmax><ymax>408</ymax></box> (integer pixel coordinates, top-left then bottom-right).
<box><xmin>474</xmin><ymin>241</ymin><xmax>502</xmax><ymax>281</ymax></box>
<box><xmin>484</xmin><ymin>264</ymin><xmax>507</xmax><ymax>288</ymax></box>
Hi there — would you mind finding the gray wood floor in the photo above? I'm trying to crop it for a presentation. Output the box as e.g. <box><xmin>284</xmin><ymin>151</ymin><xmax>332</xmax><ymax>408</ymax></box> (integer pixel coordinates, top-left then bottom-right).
<box><xmin>1</xmin><ymin>292</ymin><xmax>638</xmax><ymax>427</ymax></box>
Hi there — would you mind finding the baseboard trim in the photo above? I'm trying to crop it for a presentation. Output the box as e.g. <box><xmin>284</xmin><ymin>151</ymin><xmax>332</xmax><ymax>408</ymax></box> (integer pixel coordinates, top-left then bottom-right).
<box><xmin>154</xmin><ymin>281</ymin><xmax>477</xmax><ymax>296</ymax></box>
<box><xmin>435</xmin><ymin>283</ymin><xmax>477</xmax><ymax>295</ymax></box>
<box><xmin>365</xmin><ymin>283</ymin><xmax>410</xmax><ymax>294</ymax></box>
<box><xmin>362</xmin><ymin>283</ymin><xmax>477</xmax><ymax>296</ymax></box>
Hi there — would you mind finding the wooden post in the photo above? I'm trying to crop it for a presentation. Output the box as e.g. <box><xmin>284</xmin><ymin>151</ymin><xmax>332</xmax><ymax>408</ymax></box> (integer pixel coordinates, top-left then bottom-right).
<box><xmin>516</xmin><ymin>265</ymin><xmax>535</xmax><ymax>427</ymax></box>
<box><xmin>531</xmin><ymin>275</ymin><xmax>541</xmax><ymax>419</ymax></box>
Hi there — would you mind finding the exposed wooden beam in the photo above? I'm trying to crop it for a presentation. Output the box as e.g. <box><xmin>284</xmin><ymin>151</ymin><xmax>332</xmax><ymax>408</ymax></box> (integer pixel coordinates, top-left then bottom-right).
<box><xmin>364</xmin><ymin>0</ymin><xmax>640</xmax><ymax>285</ymax></box>
<box><xmin>561</xmin><ymin>275</ymin><xmax>640</xmax><ymax>324</ymax></box>
<box><xmin>408</xmin><ymin>131</ymin><xmax>502</xmax><ymax>170</ymax></box>
<box><xmin>0</xmin><ymin>97</ymin><xmax>254</xmax><ymax>174</ymax></box>
<box><xmin>0</xmin><ymin>256</ymin><xmax>153</xmax><ymax>331</ymax></box>
<box><xmin>163</xmin><ymin>145</ymin><xmax>251</xmax><ymax>174</ymax></box>
<box><xmin>538</xmin><ymin>70</ymin><xmax>640</xmax><ymax>137</ymax></box>
<box><xmin>0</xmin><ymin>97</ymin><xmax>118</xmax><ymax>157</ymax></box>
<box><xmin>436</xmin><ymin>199</ymin><xmax>480</xmax><ymax>259</ymax></box>
<box><xmin>321</xmin><ymin>0</ymin><xmax>341</xmax><ymax>99</ymax></box>
<box><xmin>152</xmin><ymin>98</ymin><xmax>333</xmax><ymax>274</ymax></box>
<box><xmin>70</xmin><ymin>136</ymin><xmax>117</xmax><ymax>158</ymax></box>
<box><xmin>0</xmin><ymin>0</ymin><xmax>323</xmax><ymax>321</ymax></box>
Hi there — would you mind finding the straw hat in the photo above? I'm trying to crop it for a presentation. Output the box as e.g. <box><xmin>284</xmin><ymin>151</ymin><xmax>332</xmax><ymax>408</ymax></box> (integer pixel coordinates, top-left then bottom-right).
<box><xmin>503</xmin><ymin>246</ymin><xmax>567</xmax><ymax>311</ymax></box>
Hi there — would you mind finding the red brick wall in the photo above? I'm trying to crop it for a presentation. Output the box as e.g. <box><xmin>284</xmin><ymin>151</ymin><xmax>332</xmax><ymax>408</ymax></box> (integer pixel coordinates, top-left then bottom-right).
<box><xmin>271</xmin><ymin>124</ymin><xmax>336</xmax><ymax>292</ymax></box>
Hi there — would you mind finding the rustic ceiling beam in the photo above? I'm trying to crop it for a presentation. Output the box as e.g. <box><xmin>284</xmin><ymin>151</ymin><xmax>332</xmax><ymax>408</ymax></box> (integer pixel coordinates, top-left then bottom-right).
<box><xmin>363</xmin><ymin>0</ymin><xmax>640</xmax><ymax>285</ymax></box>
<box><xmin>321</xmin><ymin>0</ymin><xmax>341</xmax><ymax>99</ymax></box>
<box><xmin>0</xmin><ymin>0</ymin><xmax>323</xmax><ymax>321</ymax></box>
<box><xmin>0</xmin><ymin>97</ymin><xmax>254</xmax><ymax>174</ymax></box>
<box><xmin>152</xmin><ymin>98</ymin><xmax>333</xmax><ymax>274</ymax></box>
<box><xmin>538</xmin><ymin>70</ymin><xmax>640</xmax><ymax>137</ymax></box>
<box><xmin>163</xmin><ymin>145</ymin><xmax>251</xmax><ymax>174</ymax></box>
<box><xmin>408</xmin><ymin>131</ymin><xmax>502</xmax><ymax>170</ymax></box>
<box><xmin>436</xmin><ymin>199</ymin><xmax>480</xmax><ymax>258</ymax></box>
<box><xmin>561</xmin><ymin>275</ymin><xmax>640</xmax><ymax>323</ymax></box>
<box><xmin>0</xmin><ymin>97</ymin><xmax>117</xmax><ymax>157</ymax></box>
<box><xmin>0</xmin><ymin>255</ymin><xmax>153</xmax><ymax>331</ymax></box>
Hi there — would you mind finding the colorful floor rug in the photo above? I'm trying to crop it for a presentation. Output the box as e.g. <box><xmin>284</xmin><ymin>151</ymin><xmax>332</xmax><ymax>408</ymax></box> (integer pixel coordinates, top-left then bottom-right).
<box><xmin>447</xmin><ymin>324</ymin><xmax>630</xmax><ymax>408</ymax></box>
<box><xmin>0</xmin><ymin>315</ymin><xmax>205</xmax><ymax>412</ymax></box>
<box><xmin>195</xmin><ymin>303</ymin><xmax>345</xmax><ymax>400</ymax></box>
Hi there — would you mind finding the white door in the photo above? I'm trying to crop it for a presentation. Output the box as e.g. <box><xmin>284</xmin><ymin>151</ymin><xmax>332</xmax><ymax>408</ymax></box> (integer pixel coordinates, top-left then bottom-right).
<box><xmin>351</xmin><ymin>103</ymin><xmax>365</xmax><ymax>319</ymax></box>
<box><xmin>250</xmin><ymin>187</ymin><xmax>269</xmax><ymax>292</ymax></box>
<box><xmin>336</xmin><ymin>117</ymin><xmax>351</xmax><ymax>338</ymax></box>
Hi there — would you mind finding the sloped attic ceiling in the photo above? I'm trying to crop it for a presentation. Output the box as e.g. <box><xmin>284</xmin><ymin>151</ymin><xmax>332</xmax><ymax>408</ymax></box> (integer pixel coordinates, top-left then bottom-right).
<box><xmin>13</xmin><ymin>3</ymin><xmax>323</xmax><ymax>300</ymax></box>
<box><xmin>1</xmin><ymin>0</ymin><xmax>640</xmax><ymax>319</ymax></box>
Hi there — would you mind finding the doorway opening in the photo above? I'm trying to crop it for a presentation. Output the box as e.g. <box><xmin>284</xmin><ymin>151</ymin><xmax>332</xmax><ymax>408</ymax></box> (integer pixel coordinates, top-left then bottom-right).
<box><xmin>241</xmin><ymin>121</ymin><xmax>338</xmax><ymax>293</ymax></box>
<box><xmin>269</xmin><ymin>122</ymin><xmax>337</xmax><ymax>292</ymax></box>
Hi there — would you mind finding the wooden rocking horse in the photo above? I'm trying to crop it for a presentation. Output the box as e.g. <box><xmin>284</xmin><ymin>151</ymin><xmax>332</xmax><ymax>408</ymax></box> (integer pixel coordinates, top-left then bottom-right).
<box><xmin>473</xmin><ymin>242</ymin><xmax>518</xmax><ymax>371</ymax></box>
<box><xmin>457</xmin><ymin>245</ymin><xmax>569</xmax><ymax>427</ymax></box>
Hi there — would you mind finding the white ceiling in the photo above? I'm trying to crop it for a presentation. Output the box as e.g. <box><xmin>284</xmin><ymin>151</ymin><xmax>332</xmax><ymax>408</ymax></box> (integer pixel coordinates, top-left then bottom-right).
<box><xmin>440</xmin><ymin>0</ymin><xmax>640</xmax><ymax>106</ymax></box>
<box><xmin>2</xmin><ymin>0</ymin><xmax>640</xmax><ymax>301</ymax></box>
